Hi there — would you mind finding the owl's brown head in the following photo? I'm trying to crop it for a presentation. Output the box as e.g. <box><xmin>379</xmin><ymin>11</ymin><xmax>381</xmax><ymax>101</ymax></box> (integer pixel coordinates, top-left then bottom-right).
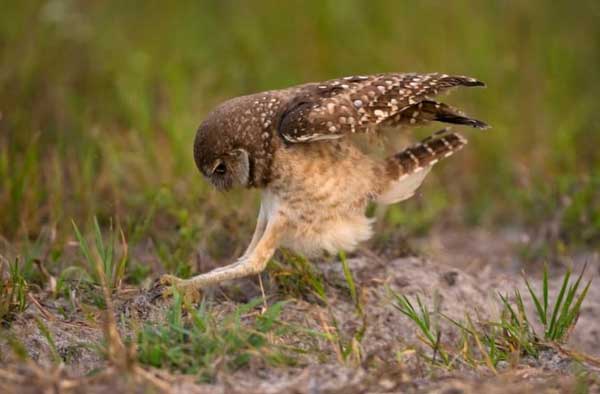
<box><xmin>193</xmin><ymin>94</ymin><xmax>280</xmax><ymax>191</ymax></box>
<box><xmin>194</xmin><ymin>123</ymin><xmax>250</xmax><ymax>191</ymax></box>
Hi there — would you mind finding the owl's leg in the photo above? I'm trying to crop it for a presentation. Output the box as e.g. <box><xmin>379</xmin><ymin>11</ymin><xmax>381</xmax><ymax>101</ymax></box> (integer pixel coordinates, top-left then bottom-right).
<box><xmin>160</xmin><ymin>213</ymin><xmax>285</xmax><ymax>300</ymax></box>
<box><xmin>202</xmin><ymin>200</ymin><xmax>266</xmax><ymax>275</ymax></box>
<box><xmin>241</xmin><ymin>201</ymin><xmax>267</xmax><ymax>259</ymax></box>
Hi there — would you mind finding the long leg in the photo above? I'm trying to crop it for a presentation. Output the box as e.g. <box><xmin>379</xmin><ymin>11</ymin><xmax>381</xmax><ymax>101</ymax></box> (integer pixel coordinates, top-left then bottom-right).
<box><xmin>241</xmin><ymin>201</ymin><xmax>267</xmax><ymax>259</ymax></box>
<box><xmin>206</xmin><ymin>199</ymin><xmax>267</xmax><ymax>275</ymax></box>
<box><xmin>160</xmin><ymin>212</ymin><xmax>286</xmax><ymax>296</ymax></box>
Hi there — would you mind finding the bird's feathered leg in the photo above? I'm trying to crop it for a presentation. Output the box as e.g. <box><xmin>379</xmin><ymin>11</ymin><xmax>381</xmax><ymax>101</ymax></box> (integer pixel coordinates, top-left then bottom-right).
<box><xmin>241</xmin><ymin>201</ymin><xmax>268</xmax><ymax>259</ymax></box>
<box><xmin>160</xmin><ymin>210</ymin><xmax>285</xmax><ymax>302</ymax></box>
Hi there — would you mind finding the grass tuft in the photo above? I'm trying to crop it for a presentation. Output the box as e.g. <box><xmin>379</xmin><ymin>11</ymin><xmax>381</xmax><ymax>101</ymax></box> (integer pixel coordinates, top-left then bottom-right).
<box><xmin>269</xmin><ymin>251</ymin><xmax>367</xmax><ymax>366</ymax></box>
<box><xmin>136</xmin><ymin>294</ymin><xmax>303</xmax><ymax>381</ymax></box>
<box><xmin>268</xmin><ymin>251</ymin><xmax>326</xmax><ymax>300</ymax></box>
<box><xmin>392</xmin><ymin>292</ymin><xmax>450</xmax><ymax>366</ymax></box>
<box><xmin>72</xmin><ymin>217</ymin><xmax>128</xmax><ymax>292</ymax></box>
<box><xmin>392</xmin><ymin>265</ymin><xmax>592</xmax><ymax>370</ymax></box>
<box><xmin>0</xmin><ymin>258</ymin><xmax>28</xmax><ymax>323</ymax></box>
<box><xmin>522</xmin><ymin>263</ymin><xmax>591</xmax><ymax>342</ymax></box>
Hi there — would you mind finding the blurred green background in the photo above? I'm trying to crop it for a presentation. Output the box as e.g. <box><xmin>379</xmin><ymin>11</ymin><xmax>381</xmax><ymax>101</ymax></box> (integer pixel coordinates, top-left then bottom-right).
<box><xmin>1</xmin><ymin>0</ymin><xmax>599</xmax><ymax>265</ymax></box>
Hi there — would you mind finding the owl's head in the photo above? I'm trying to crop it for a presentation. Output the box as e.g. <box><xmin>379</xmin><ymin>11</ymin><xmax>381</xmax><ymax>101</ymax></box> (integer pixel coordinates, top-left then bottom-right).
<box><xmin>193</xmin><ymin>96</ymin><xmax>267</xmax><ymax>191</ymax></box>
<box><xmin>193</xmin><ymin>124</ymin><xmax>251</xmax><ymax>191</ymax></box>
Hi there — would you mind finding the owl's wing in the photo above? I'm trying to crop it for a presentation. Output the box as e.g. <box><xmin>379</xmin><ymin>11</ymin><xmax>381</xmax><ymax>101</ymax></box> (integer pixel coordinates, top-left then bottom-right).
<box><xmin>278</xmin><ymin>73</ymin><xmax>488</xmax><ymax>143</ymax></box>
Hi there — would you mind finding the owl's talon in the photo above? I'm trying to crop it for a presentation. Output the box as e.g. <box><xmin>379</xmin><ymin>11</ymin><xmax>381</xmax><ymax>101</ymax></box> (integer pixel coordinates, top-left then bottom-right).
<box><xmin>159</xmin><ymin>274</ymin><xmax>183</xmax><ymax>287</ymax></box>
<box><xmin>159</xmin><ymin>275</ymin><xmax>202</xmax><ymax>304</ymax></box>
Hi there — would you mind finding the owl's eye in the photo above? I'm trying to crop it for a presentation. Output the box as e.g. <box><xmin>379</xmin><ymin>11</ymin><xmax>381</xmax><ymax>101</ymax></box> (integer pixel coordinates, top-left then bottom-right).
<box><xmin>213</xmin><ymin>162</ymin><xmax>227</xmax><ymax>175</ymax></box>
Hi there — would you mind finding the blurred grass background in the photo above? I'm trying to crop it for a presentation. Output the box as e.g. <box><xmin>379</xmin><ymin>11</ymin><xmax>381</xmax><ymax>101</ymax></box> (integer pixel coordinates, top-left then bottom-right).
<box><xmin>1</xmin><ymin>0</ymin><xmax>599</xmax><ymax>270</ymax></box>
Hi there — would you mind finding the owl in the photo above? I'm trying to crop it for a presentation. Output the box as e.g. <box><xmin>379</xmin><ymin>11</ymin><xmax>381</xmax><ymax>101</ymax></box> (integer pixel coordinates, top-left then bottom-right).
<box><xmin>161</xmin><ymin>72</ymin><xmax>487</xmax><ymax>298</ymax></box>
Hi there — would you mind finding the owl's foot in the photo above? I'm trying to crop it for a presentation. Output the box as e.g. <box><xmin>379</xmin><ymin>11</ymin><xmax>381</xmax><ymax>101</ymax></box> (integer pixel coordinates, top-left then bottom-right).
<box><xmin>156</xmin><ymin>219</ymin><xmax>283</xmax><ymax>303</ymax></box>
<box><xmin>159</xmin><ymin>274</ymin><xmax>202</xmax><ymax>304</ymax></box>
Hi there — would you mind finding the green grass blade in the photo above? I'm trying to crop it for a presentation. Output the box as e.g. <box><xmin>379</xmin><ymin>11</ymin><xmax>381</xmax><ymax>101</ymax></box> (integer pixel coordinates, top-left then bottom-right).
<box><xmin>513</xmin><ymin>288</ymin><xmax>533</xmax><ymax>335</ymax></box>
<box><xmin>439</xmin><ymin>312</ymin><xmax>467</xmax><ymax>330</ymax></box>
<box><xmin>547</xmin><ymin>268</ymin><xmax>571</xmax><ymax>339</ymax></box>
<box><xmin>523</xmin><ymin>271</ymin><xmax>546</xmax><ymax>325</ymax></box>
<box><xmin>93</xmin><ymin>217</ymin><xmax>105</xmax><ymax>265</ymax></box>
<box><xmin>35</xmin><ymin>317</ymin><xmax>61</xmax><ymax>364</ymax></box>
<box><xmin>392</xmin><ymin>293</ymin><xmax>437</xmax><ymax>349</ymax></box>
<box><xmin>543</xmin><ymin>263</ymin><xmax>548</xmax><ymax>318</ymax></box>
<box><xmin>339</xmin><ymin>251</ymin><xmax>360</xmax><ymax>313</ymax></box>
<box><xmin>561</xmin><ymin>280</ymin><xmax>592</xmax><ymax>341</ymax></box>
<box><xmin>555</xmin><ymin>278</ymin><xmax>582</xmax><ymax>339</ymax></box>
<box><xmin>416</xmin><ymin>295</ymin><xmax>431</xmax><ymax>331</ymax></box>
<box><xmin>72</xmin><ymin>220</ymin><xmax>95</xmax><ymax>281</ymax></box>
<box><xmin>498</xmin><ymin>292</ymin><xmax>518</xmax><ymax>323</ymax></box>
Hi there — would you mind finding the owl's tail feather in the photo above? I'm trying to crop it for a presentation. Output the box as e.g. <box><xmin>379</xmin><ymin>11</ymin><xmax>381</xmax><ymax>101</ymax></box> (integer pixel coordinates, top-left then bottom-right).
<box><xmin>377</xmin><ymin>129</ymin><xmax>467</xmax><ymax>204</ymax></box>
<box><xmin>389</xmin><ymin>100</ymin><xmax>489</xmax><ymax>130</ymax></box>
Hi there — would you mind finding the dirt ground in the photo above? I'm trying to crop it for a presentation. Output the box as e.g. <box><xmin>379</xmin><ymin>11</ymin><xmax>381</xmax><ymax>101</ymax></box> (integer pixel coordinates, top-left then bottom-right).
<box><xmin>1</xmin><ymin>228</ymin><xmax>599</xmax><ymax>393</ymax></box>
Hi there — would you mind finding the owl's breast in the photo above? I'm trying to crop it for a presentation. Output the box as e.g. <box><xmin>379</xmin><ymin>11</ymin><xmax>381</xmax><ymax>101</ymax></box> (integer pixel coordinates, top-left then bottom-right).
<box><xmin>267</xmin><ymin>140</ymin><xmax>379</xmax><ymax>256</ymax></box>
<box><xmin>279</xmin><ymin>211</ymin><xmax>374</xmax><ymax>257</ymax></box>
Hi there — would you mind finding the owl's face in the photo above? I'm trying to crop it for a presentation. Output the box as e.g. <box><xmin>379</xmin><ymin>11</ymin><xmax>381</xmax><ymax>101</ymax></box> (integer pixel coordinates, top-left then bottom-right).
<box><xmin>193</xmin><ymin>93</ymin><xmax>280</xmax><ymax>190</ymax></box>
<box><xmin>200</xmin><ymin>148</ymin><xmax>250</xmax><ymax>191</ymax></box>
<box><xmin>193</xmin><ymin>119</ymin><xmax>251</xmax><ymax>192</ymax></box>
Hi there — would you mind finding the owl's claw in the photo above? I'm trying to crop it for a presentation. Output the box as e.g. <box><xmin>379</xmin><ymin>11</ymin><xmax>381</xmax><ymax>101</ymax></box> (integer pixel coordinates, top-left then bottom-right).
<box><xmin>159</xmin><ymin>274</ymin><xmax>202</xmax><ymax>304</ymax></box>
<box><xmin>159</xmin><ymin>274</ymin><xmax>183</xmax><ymax>287</ymax></box>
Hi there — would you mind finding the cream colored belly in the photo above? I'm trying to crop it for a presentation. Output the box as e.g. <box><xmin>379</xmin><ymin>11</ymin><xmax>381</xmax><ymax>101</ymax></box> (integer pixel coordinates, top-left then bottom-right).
<box><xmin>280</xmin><ymin>212</ymin><xmax>374</xmax><ymax>257</ymax></box>
<box><xmin>262</xmin><ymin>188</ymin><xmax>374</xmax><ymax>257</ymax></box>
<box><xmin>267</xmin><ymin>139</ymin><xmax>381</xmax><ymax>256</ymax></box>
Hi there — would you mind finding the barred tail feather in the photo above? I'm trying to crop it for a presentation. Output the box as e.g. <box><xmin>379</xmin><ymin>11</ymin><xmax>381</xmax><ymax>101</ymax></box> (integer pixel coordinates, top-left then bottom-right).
<box><xmin>377</xmin><ymin>130</ymin><xmax>467</xmax><ymax>204</ymax></box>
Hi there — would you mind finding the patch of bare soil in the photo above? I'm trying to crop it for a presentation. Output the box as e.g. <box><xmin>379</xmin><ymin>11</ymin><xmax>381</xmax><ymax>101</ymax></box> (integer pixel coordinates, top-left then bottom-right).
<box><xmin>1</xmin><ymin>229</ymin><xmax>599</xmax><ymax>393</ymax></box>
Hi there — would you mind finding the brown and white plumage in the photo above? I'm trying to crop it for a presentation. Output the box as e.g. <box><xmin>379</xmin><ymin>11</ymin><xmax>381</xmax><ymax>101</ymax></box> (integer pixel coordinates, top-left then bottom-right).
<box><xmin>162</xmin><ymin>72</ymin><xmax>487</xmax><ymax>298</ymax></box>
<box><xmin>279</xmin><ymin>73</ymin><xmax>487</xmax><ymax>143</ymax></box>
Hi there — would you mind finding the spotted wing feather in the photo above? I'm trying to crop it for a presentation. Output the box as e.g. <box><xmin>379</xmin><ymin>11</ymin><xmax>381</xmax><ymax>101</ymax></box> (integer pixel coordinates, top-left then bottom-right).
<box><xmin>278</xmin><ymin>73</ymin><xmax>487</xmax><ymax>143</ymax></box>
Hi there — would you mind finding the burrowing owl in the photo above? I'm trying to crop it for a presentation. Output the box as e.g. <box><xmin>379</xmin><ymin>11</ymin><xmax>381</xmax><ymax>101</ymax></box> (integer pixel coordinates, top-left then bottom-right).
<box><xmin>161</xmin><ymin>72</ymin><xmax>487</xmax><ymax>297</ymax></box>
